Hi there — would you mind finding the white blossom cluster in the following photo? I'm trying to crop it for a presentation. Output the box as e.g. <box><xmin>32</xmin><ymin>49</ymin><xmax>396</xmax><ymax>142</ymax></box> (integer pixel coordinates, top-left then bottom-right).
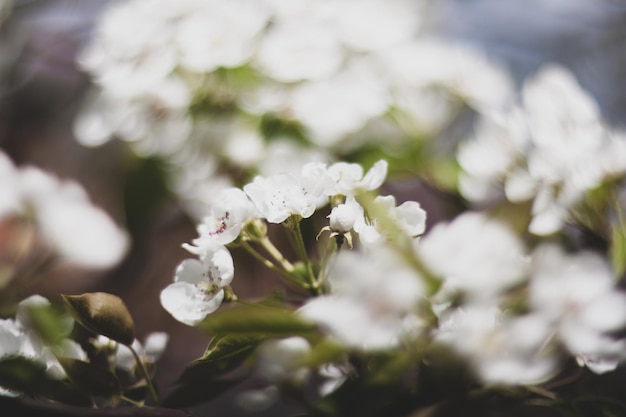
<box><xmin>160</xmin><ymin>159</ymin><xmax>426</xmax><ymax>325</ymax></box>
<box><xmin>457</xmin><ymin>63</ymin><xmax>626</xmax><ymax>235</ymax></box>
<box><xmin>161</xmin><ymin>156</ymin><xmax>626</xmax><ymax>398</ymax></box>
<box><xmin>73</xmin><ymin>0</ymin><xmax>514</xmax><ymax>220</ymax></box>
<box><xmin>0</xmin><ymin>150</ymin><xmax>129</xmax><ymax>269</ymax></box>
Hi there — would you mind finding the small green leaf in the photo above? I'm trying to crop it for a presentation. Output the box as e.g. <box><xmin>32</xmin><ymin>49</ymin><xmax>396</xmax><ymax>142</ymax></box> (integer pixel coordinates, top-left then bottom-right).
<box><xmin>59</xmin><ymin>358</ymin><xmax>121</xmax><ymax>397</ymax></box>
<box><xmin>62</xmin><ymin>292</ymin><xmax>135</xmax><ymax>346</ymax></box>
<box><xmin>26</xmin><ymin>304</ymin><xmax>73</xmax><ymax>346</ymax></box>
<box><xmin>198</xmin><ymin>303</ymin><xmax>318</xmax><ymax>337</ymax></box>
<box><xmin>176</xmin><ymin>334</ymin><xmax>263</xmax><ymax>383</ymax></box>
<box><xmin>163</xmin><ymin>377</ymin><xmax>243</xmax><ymax>408</ymax></box>
<box><xmin>299</xmin><ymin>339</ymin><xmax>347</xmax><ymax>368</ymax></box>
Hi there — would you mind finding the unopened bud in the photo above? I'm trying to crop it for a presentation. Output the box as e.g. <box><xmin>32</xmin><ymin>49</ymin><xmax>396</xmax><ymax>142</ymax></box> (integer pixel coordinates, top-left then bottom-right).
<box><xmin>328</xmin><ymin>204</ymin><xmax>356</xmax><ymax>233</ymax></box>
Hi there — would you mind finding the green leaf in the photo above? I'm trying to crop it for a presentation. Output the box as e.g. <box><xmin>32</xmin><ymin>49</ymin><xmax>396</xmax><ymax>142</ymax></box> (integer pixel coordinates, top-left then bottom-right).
<box><xmin>62</xmin><ymin>292</ymin><xmax>135</xmax><ymax>346</ymax></box>
<box><xmin>25</xmin><ymin>303</ymin><xmax>73</xmax><ymax>346</ymax></box>
<box><xmin>59</xmin><ymin>358</ymin><xmax>121</xmax><ymax>397</ymax></box>
<box><xmin>163</xmin><ymin>377</ymin><xmax>243</xmax><ymax>408</ymax></box>
<box><xmin>0</xmin><ymin>356</ymin><xmax>91</xmax><ymax>406</ymax></box>
<box><xmin>0</xmin><ymin>355</ymin><xmax>47</xmax><ymax>394</ymax></box>
<box><xmin>299</xmin><ymin>339</ymin><xmax>347</xmax><ymax>368</ymax></box>
<box><xmin>204</xmin><ymin>334</ymin><xmax>263</xmax><ymax>373</ymax></box>
<box><xmin>199</xmin><ymin>303</ymin><xmax>318</xmax><ymax>337</ymax></box>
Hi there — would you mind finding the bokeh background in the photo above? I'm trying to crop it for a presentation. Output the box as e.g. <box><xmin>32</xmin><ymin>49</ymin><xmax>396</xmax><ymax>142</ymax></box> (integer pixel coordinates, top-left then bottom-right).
<box><xmin>2</xmin><ymin>0</ymin><xmax>626</xmax><ymax>415</ymax></box>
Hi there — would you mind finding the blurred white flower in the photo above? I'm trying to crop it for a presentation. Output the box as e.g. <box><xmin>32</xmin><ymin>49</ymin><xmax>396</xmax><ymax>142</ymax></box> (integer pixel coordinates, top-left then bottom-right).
<box><xmin>74</xmin><ymin>76</ymin><xmax>192</xmax><ymax>156</ymax></box>
<box><xmin>0</xmin><ymin>295</ymin><xmax>87</xmax><ymax>392</ymax></box>
<box><xmin>160</xmin><ymin>245</ymin><xmax>234</xmax><ymax>326</ymax></box>
<box><xmin>255</xmin><ymin>337</ymin><xmax>311</xmax><ymax>384</ymax></box>
<box><xmin>115</xmin><ymin>332</ymin><xmax>169</xmax><ymax>371</ymax></box>
<box><xmin>435</xmin><ymin>306</ymin><xmax>557</xmax><ymax>385</ymax></box>
<box><xmin>254</xmin><ymin>21</ymin><xmax>343</xmax><ymax>83</ymax></box>
<box><xmin>176</xmin><ymin>0</ymin><xmax>269</xmax><ymax>72</ymax></box>
<box><xmin>529</xmin><ymin>244</ymin><xmax>626</xmax><ymax>370</ymax></box>
<box><xmin>298</xmin><ymin>248</ymin><xmax>424</xmax><ymax>350</ymax></box>
<box><xmin>332</xmin><ymin>0</ymin><xmax>421</xmax><ymax>52</ymax></box>
<box><xmin>0</xmin><ymin>156</ymin><xmax>130</xmax><ymax>269</ymax></box>
<box><xmin>325</xmin><ymin>159</ymin><xmax>388</xmax><ymax>196</ymax></box>
<box><xmin>350</xmin><ymin>194</ymin><xmax>427</xmax><ymax>245</ymax></box>
<box><xmin>457</xmin><ymin>63</ymin><xmax>626</xmax><ymax>236</ymax></box>
<box><xmin>289</xmin><ymin>59</ymin><xmax>390</xmax><ymax>146</ymax></box>
<box><xmin>418</xmin><ymin>212</ymin><xmax>527</xmax><ymax>301</ymax></box>
<box><xmin>0</xmin><ymin>151</ymin><xmax>21</xmax><ymax>218</ymax></box>
<box><xmin>18</xmin><ymin>167</ymin><xmax>129</xmax><ymax>269</ymax></box>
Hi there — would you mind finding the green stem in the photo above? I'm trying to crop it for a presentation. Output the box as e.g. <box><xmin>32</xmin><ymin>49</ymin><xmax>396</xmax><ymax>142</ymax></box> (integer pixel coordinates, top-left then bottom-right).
<box><xmin>315</xmin><ymin>235</ymin><xmax>340</xmax><ymax>294</ymax></box>
<box><xmin>290</xmin><ymin>217</ymin><xmax>319</xmax><ymax>294</ymax></box>
<box><xmin>259</xmin><ymin>236</ymin><xmax>294</xmax><ymax>272</ymax></box>
<box><xmin>240</xmin><ymin>240</ymin><xmax>300</xmax><ymax>285</ymax></box>
<box><xmin>120</xmin><ymin>395</ymin><xmax>145</xmax><ymax>407</ymax></box>
<box><xmin>128</xmin><ymin>345</ymin><xmax>159</xmax><ymax>405</ymax></box>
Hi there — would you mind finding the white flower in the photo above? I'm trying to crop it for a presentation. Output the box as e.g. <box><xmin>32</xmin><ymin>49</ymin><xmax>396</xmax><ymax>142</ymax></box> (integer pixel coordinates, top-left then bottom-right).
<box><xmin>529</xmin><ymin>244</ymin><xmax>626</xmax><ymax>368</ymax></box>
<box><xmin>176</xmin><ymin>0</ymin><xmax>269</xmax><ymax>72</ymax></box>
<box><xmin>435</xmin><ymin>306</ymin><xmax>557</xmax><ymax>385</ymax></box>
<box><xmin>243</xmin><ymin>167</ymin><xmax>327</xmax><ymax>224</ymax></box>
<box><xmin>289</xmin><ymin>60</ymin><xmax>390</xmax><ymax>146</ymax></box>
<box><xmin>298</xmin><ymin>248</ymin><xmax>424</xmax><ymax>350</ymax></box>
<box><xmin>115</xmin><ymin>332</ymin><xmax>169</xmax><ymax>371</ymax></box>
<box><xmin>182</xmin><ymin>187</ymin><xmax>256</xmax><ymax>252</ymax></box>
<box><xmin>160</xmin><ymin>245</ymin><xmax>234</xmax><ymax>326</ymax></box>
<box><xmin>16</xmin><ymin>167</ymin><xmax>130</xmax><ymax>269</ymax></box>
<box><xmin>255</xmin><ymin>337</ymin><xmax>311</xmax><ymax>384</ymax></box>
<box><xmin>350</xmin><ymin>195</ymin><xmax>426</xmax><ymax>245</ymax></box>
<box><xmin>328</xmin><ymin>204</ymin><xmax>357</xmax><ymax>233</ymax></box>
<box><xmin>0</xmin><ymin>151</ymin><xmax>20</xmax><ymax>219</ymax></box>
<box><xmin>332</xmin><ymin>0</ymin><xmax>421</xmax><ymax>52</ymax></box>
<box><xmin>254</xmin><ymin>21</ymin><xmax>343</xmax><ymax>83</ymax></box>
<box><xmin>0</xmin><ymin>295</ymin><xmax>87</xmax><ymax>391</ymax></box>
<box><xmin>325</xmin><ymin>160</ymin><xmax>388</xmax><ymax>196</ymax></box>
<box><xmin>418</xmin><ymin>212</ymin><xmax>527</xmax><ymax>301</ymax></box>
<box><xmin>318</xmin><ymin>362</ymin><xmax>350</xmax><ymax>397</ymax></box>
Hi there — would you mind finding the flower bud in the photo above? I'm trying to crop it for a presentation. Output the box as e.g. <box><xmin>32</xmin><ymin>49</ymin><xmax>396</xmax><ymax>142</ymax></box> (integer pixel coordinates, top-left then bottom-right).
<box><xmin>328</xmin><ymin>204</ymin><xmax>356</xmax><ymax>233</ymax></box>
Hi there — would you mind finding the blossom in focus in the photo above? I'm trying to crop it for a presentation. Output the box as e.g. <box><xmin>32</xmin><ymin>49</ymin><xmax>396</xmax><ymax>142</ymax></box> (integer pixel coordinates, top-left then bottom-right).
<box><xmin>160</xmin><ymin>244</ymin><xmax>234</xmax><ymax>326</ymax></box>
<box><xmin>243</xmin><ymin>165</ymin><xmax>328</xmax><ymax>224</ymax></box>
<box><xmin>182</xmin><ymin>187</ymin><xmax>257</xmax><ymax>253</ymax></box>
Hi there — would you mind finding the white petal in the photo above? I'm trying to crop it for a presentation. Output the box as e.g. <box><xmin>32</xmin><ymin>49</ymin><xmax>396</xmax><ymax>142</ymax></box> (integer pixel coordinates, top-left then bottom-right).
<box><xmin>160</xmin><ymin>282</ymin><xmax>224</xmax><ymax>326</ymax></box>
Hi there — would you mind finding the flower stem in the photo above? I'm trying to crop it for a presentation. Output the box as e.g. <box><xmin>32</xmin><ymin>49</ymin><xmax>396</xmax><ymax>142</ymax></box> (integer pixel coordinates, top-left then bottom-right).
<box><xmin>259</xmin><ymin>236</ymin><xmax>294</xmax><ymax>272</ymax></box>
<box><xmin>240</xmin><ymin>240</ymin><xmax>300</xmax><ymax>285</ymax></box>
<box><xmin>128</xmin><ymin>345</ymin><xmax>159</xmax><ymax>405</ymax></box>
<box><xmin>290</xmin><ymin>217</ymin><xmax>319</xmax><ymax>294</ymax></box>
